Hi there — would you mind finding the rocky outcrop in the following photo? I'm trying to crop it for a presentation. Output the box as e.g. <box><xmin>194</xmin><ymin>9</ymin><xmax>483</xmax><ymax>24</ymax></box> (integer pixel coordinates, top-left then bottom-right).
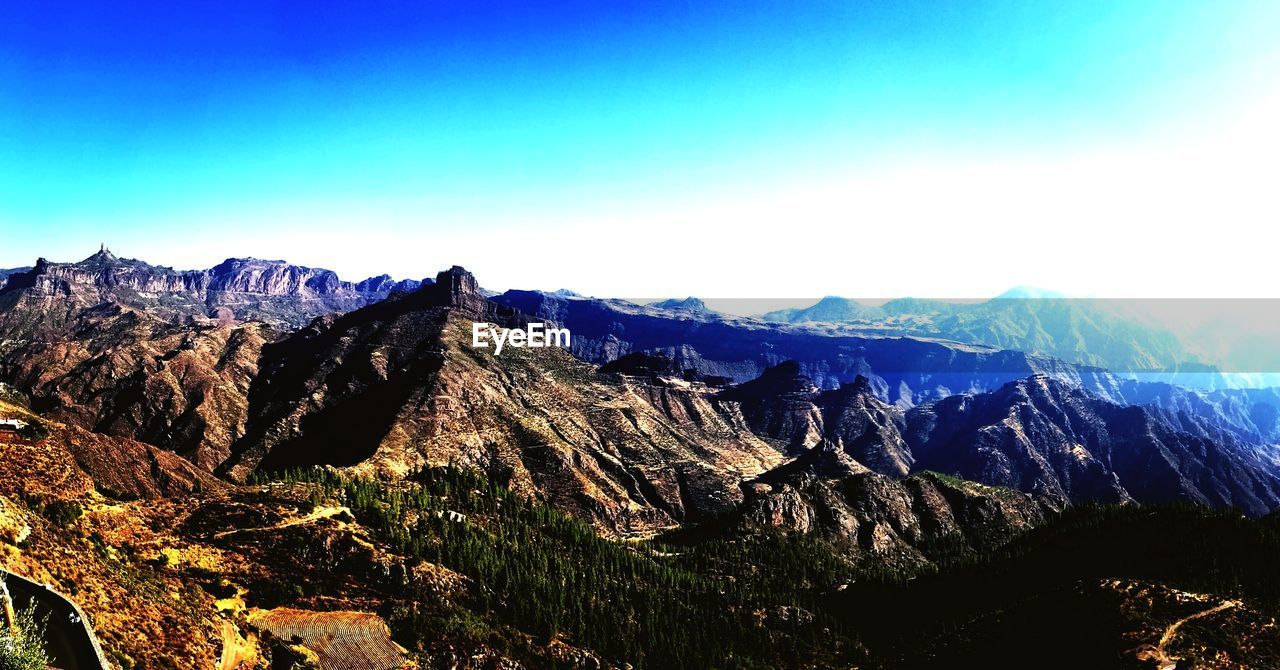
<box><xmin>19</xmin><ymin>248</ymin><xmax>200</xmax><ymax>296</ymax></box>
<box><xmin>206</xmin><ymin>257</ymin><xmax>343</xmax><ymax>296</ymax></box>
<box><xmin>822</xmin><ymin>376</ymin><xmax>915</xmax><ymax>476</ymax></box>
<box><xmin>739</xmin><ymin>471</ymin><xmax>1058</xmax><ymax>567</ymax></box>
<box><xmin>0</xmin><ymin>267</ymin><xmax>31</xmax><ymax>291</ymax></box>
<box><xmin>717</xmin><ymin>362</ymin><xmax>912</xmax><ymax>476</ymax></box>
<box><xmin>716</xmin><ymin>361</ymin><xmax>825</xmax><ymax>453</ymax></box>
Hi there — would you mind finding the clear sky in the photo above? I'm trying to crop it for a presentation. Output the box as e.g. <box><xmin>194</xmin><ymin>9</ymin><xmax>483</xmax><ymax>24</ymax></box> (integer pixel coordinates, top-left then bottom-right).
<box><xmin>2</xmin><ymin>1</ymin><xmax>1278</xmax><ymax>298</ymax></box>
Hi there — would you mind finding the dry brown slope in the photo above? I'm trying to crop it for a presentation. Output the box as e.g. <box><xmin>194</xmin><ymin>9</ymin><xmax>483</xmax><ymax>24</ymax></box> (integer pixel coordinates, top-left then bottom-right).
<box><xmin>0</xmin><ymin>299</ymin><xmax>269</xmax><ymax>470</ymax></box>
<box><xmin>224</xmin><ymin>267</ymin><xmax>785</xmax><ymax>534</ymax></box>
<box><xmin>0</xmin><ymin>402</ymin><xmax>225</xmax><ymax>668</ymax></box>
<box><xmin>366</xmin><ymin>317</ymin><xmax>786</xmax><ymax>533</ymax></box>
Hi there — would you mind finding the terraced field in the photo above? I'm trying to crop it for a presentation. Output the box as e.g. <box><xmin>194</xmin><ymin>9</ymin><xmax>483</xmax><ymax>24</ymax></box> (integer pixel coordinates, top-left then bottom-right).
<box><xmin>249</xmin><ymin>607</ymin><xmax>408</xmax><ymax>669</ymax></box>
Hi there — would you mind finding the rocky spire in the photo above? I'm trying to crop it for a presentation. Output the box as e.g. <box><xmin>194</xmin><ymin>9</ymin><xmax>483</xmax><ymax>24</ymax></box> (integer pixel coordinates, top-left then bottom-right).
<box><xmin>423</xmin><ymin>265</ymin><xmax>529</xmax><ymax>327</ymax></box>
<box><xmin>436</xmin><ymin>265</ymin><xmax>481</xmax><ymax>306</ymax></box>
<box><xmin>82</xmin><ymin>244</ymin><xmax>118</xmax><ymax>265</ymax></box>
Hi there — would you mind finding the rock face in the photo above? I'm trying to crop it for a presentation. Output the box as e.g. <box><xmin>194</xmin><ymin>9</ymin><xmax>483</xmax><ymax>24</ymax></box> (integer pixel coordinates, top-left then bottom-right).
<box><xmin>718</xmin><ymin>361</ymin><xmax>826</xmax><ymax>453</ymax></box>
<box><xmin>206</xmin><ymin>257</ymin><xmax>345</xmax><ymax>297</ymax></box>
<box><xmin>0</xmin><ymin>247</ymin><xmax>427</xmax><ymax>329</ymax></box>
<box><xmin>906</xmin><ymin>375</ymin><xmax>1280</xmax><ymax>515</ymax></box>
<box><xmin>222</xmin><ymin>267</ymin><xmax>784</xmax><ymax>534</ymax></box>
<box><xmin>739</xmin><ymin>471</ymin><xmax>1058</xmax><ymax>567</ymax></box>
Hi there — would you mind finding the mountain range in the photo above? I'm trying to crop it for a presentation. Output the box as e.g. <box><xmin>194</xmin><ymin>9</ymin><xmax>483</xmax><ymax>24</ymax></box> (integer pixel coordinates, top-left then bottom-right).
<box><xmin>6</xmin><ymin>249</ymin><xmax>1280</xmax><ymax>520</ymax></box>
<box><xmin>0</xmin><ymin>246</ymin><xmax>429</xmax><ymax>329</ymax></box>
<box><xmin>3</xmin><ymin>248</ymin><xmax>1280</xmax><ymax>668</ymax></box>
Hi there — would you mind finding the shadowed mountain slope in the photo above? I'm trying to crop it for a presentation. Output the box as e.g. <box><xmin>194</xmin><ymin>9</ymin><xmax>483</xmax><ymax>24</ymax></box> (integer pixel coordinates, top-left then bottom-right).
<box><xmin>716</xmin><ymin>362</ymin><xmax>1280</xmax><ymax>516</ymax></box>
<box><xmin>906</xmin><ymin>375</ymin><xmax>1280</xmax><ymax>515</ymax></box>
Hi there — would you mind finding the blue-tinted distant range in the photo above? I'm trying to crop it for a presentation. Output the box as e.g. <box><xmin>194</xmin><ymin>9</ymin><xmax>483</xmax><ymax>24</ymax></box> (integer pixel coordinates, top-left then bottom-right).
<box><xmin>2</xmin><ymin>1</ymin><xmax>1278</xmax><ymax>298</ymax></box>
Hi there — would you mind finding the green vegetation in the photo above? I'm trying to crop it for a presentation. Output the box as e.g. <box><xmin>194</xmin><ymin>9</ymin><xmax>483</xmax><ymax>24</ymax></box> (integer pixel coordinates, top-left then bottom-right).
<box><xmin>254</xmin><ymin>467</ymin><xmax>1280</xmax><ymax>669</ymax></box>
<box><xmin>15</xmin><ymin>419</ymin><xmax>47</xmax><ymax>442</ymax></box>
<box><xmin>263</xmin><ymin>467</ymin><xmax>861</xmax><ymax>669</ymax></box>
<box><xmin>41</xmin><ymin>500</ymin><xmax>83</xmax><ymax>529</ymax></box>
<box><xmin>0</xmin><ymin>584</ymin><xmax>50</xmax><ymax>670</ymax></box>
<box><xmin>0</xmin><ymin>384</ymin><xmax>29</xmax><ymax>408</ymax></box>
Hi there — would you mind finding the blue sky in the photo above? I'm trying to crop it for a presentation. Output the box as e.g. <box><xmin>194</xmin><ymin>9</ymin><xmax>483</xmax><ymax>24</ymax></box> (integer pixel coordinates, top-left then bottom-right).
<box><xmin>2</xmin><ymin>1</ymin><xmax>1278</xmax><ymax>297</ymax></box>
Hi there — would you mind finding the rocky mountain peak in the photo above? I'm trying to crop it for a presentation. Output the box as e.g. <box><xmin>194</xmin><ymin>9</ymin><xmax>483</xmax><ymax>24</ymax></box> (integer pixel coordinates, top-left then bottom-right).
<box><xmin>430</xmin><ymin>265</ymin><xmax>488</xmax><ymax>316</ymax></box>
<box><xmin>990</xmin><ymin>373</ymin><xmax>1071</xmax><ymax>406</ymax></box>
<box><xmin>209</xmin><ymin>256</ymin><xmax>281</xmax><ymax>272</ymax></box>
<box><xmin>353</xmin><ymin>274</ymin><xmax>430</xmax><ymax>296</ymax></box>
<box><xmin>206</xmin><ymin>257</ymin><xmax>343</xmax><ymax>295</ymax></box>
<box><xmin>651</xmin><ymin>297</ymin><xmax>713</xmax><ymax>314</ymax></box>
<box><xmin>752</xmin><ymin>361</ymin><xmax>818</xmax><ymax>394</ymax></box>
<box><xmin>761</xmin><ymin>295</ymin><xmax>881</xmax><ymax>324</ymax></box>
<box><xmin>82</xmin><ymin>244</ymin><xmax>118</xmax><ymax>265</ymax></box>
<box><xmin>845</xmin><ymin>374</ymin><xmax>876</xmax><ymax>395</ymax></box>
<box><xmin>436</xmin><ymin>265</ymin><xmax>479</xmax><ymax>295</ymax></box>
<box><xmin>354</xmin><ymin>274</ymin><xmax>394</xmax><ymax>294</ymax></box>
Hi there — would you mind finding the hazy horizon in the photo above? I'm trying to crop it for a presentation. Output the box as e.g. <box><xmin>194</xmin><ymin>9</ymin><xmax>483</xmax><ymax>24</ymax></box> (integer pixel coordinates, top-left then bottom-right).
<box><xmin>0</xmin><ymin>244</ymin><xmax>1205</xmax><ymax>305</ymax></box>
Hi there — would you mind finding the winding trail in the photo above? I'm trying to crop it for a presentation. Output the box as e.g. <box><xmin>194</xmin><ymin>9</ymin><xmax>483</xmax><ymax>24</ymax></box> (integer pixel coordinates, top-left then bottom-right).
<box><xmin>1148</xmin><ymin>599</ymin><xmax>1241</xmax><ymax>670</ymax></box>
<box><xmin>212</xmin><ymin>505</ymin><xmax>349</xmax><ymax>539</ymax></box>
